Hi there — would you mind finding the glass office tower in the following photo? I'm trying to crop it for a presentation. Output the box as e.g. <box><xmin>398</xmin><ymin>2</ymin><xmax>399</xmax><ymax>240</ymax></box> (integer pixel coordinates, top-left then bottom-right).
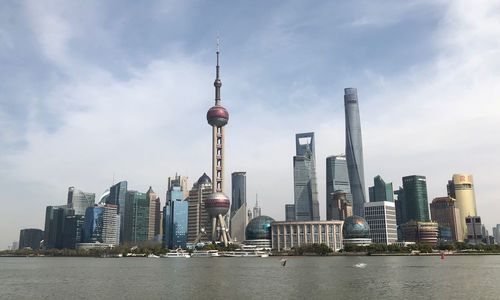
<box><xmin>402</xmin><ymin>175</ymin><xmax>430</xmax><ymax>222</ymax></box>
<box><xmin>293</xmin><ymin>132</ymin><xmax>320</xmax><ymax>221</ymax></box>
<box><xmin>67</xmin><ymin>187</ymin><xmax>95</xmax><ymax>216</ymax></box>
<box><xmin>124</xmin><ymin>191</ymin><xmax>149</xmax><ymax>244</ymax></box>
<box><xmin>344</xmin><ymin>88</ymin><xmax>366</xmax><ymax>217</ymax></box>
<box><xmin>165</xmin><ymin>186</ymin><xmax>189</xmax><ymax>249</ymax></box>
<box><xmin>368</xmin><ymin>175</ymin><xmax>393</xmax><ymax>202</ymax></box>
<box><xmin>326</xmin><ymin>155</ymin><xmax>352</xmax><ymax>220</ymax></box>
<box><xmin>107</xmin><ymin>181</ymin><xmax>127</xmax><ymax>243</ymax></box>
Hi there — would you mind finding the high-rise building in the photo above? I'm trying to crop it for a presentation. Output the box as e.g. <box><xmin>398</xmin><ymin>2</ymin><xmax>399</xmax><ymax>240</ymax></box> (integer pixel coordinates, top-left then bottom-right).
<box><xmin>402</xmin><ymin>175</ymin><xmax>430</xmax><ymax>222</ymax></box>
<box><xmin>44</xmin><ymin>205</ymin><xmax>72</xmax><ymax>249</ymax></box>
<box><xmin>231</xmin><ymin>172</ymin><xmax>246</xmax><ymax>215</ymax></box>
<box><xmin>447</xmin><ymin>174</ymin><xmax>477</xmax><ymax>241</ymax></box>
<box><xmin>67</xmin><ymin>187</ymin><xmax>95</xmax><ymax>216</ymax></box>
<box><xmin>124</xmin><ymin>191</ymin><xmax>149</xmax><ymax>244</ymax></box>
<box><xmin>230</xmin><ymin>172</ymin><xmax>248</xmax><ymax>242</ymax></box>
<box><xmin>82</xmin><ymin>206</ymin><xmax>104</xmax><ymax>243</ymax></box>
<box><xmin>165</xmin><ymin>181</ymin><xmax>189</xmax><ymax>249</ymax></box>
<box><xmin>344</xmin><ymin>88</ymin><xmax>366</xmax><ymax>217</ymax></box>
<box><xmin>102</xmin><ymin>204</ymin><xmax>120</xmax><ymax>245</ymax></box>
<box><xmin>285</xmin><ymin>204</ymin><xmax>295</xmax><ymax>221</ymax></box>
<box><xmin>368</xmin><ymin>176</ymin><xmax>393</xmax><ymax>202</ymax></box>
<box><xmin>326</xmin><ymin>155</ymin><xmax>352</xmax><ymax>207</ymax></box>
<box><xmin>107</xmin><ymin>181</ymin><xmax>127</xmax><ymax>243</ymax></box>
<box><xmin>253</xmin><ymin>197</ymin><xmax>262</xmax><ymax>218</ymax></box>
<box><xmin>364</xmin><ymin>201</ymin><xmax>397</xmax><ymax>245</ymax></box>
<box><xmin>327</xmin><ymin>190</ymin><xmax>353</xmax><ymax>221</ymax></box>
<box><xmin>187</xmin><ymin>173</ymin><xmax>213</xmax><ymax>244</ymax></box>
<box><xmin>293</xmin><ymin>132</ymin><xmax>320</xmax><ymax>221</ymax></box>
<box><xmin>19</xmin><ymin>228</ymin><xmax>44</xmax><ymax>250</ymax></box>
<box><xmin>63</xmin><ymin>214</ymin><xmax>85</xmax><ymax>249</ymax></box>
<box><xmin>146</xmin><ymin>187</ymin><xmax>161</xmax><ymax>242</ymax></box>
<box><xmin>205</xmin><ymin>44</ymin><xmax>231</xmax><ymax>245</ymax></box>
<box><xmin>465</xmin><ymin>216</ymin><xmax>483</xmax><ymax>245</ymax></box>
<box><xmin>168</xmin><ymin>174</ymin><xmax>189</xmax><ymax>198</ymax></box>
<box><xmin>430</xmin><ymin>196</ymin><xmax>463</xmax><ymax>242</ymax></box>
<box><xmin>394</xmin><ymin>187</ymin><xmax>406</xmax><ymax>241</ymax></box>
<box><xmin>493</xmin><ymin>224</ymin><xmax>500</xmax><ymax>245</ymax></box>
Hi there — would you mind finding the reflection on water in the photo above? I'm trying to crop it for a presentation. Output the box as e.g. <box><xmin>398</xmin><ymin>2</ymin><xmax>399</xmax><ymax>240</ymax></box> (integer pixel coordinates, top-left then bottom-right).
<box><xmin>1</xmin><ymin>256</ymin><xmax>499</xmax><ymax>299</ymax></box>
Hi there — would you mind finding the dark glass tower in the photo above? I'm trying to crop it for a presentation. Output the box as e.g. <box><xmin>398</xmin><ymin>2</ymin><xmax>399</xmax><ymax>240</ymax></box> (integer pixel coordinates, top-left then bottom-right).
<box><xmin>326</xmin><ymin>155</ymin><xmax>352</xmax><ymax>213</ymax></box>
<box><xmin>293</xmin><ymin>132</ymin><xmax>320</xmax><ymax>221</ymax></box>
<box><xmin>368</xmin><ymin>175</ymin><xmax>393</xmax><ymax>202</ymax></box>
<box><xmin>402</xmin><ymin>175</ymin><xmax>430</xmax><ymax>222</ymax></box>
<box><xmin>231</xmin><ymin>172</ymin><xmax>246</xmax><ymax>215</ymax></box>
<box><xmin>344</xmin><ymin>88</ymin><xmax>366</xmax><ymax>216</ymax></box>
<box><xmin>107</xmin><ymin>181</ymin><xmax>127</xmax><ymax>243</ymax></box>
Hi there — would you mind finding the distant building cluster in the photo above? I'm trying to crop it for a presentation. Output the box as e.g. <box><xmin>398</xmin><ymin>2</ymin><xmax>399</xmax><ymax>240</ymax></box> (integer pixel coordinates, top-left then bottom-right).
<box><xmin>13</xmin><ymin>51</ymin><xmax>498</xmax><ymax>253</ymax></box>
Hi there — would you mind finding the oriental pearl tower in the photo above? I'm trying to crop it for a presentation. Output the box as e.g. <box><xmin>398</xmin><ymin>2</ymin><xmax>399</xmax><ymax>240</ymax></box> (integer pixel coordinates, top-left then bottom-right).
<box><xmin>205</xmin><ymin>40</ymin><xmax>231</xmax><ymax>246</ymax></box>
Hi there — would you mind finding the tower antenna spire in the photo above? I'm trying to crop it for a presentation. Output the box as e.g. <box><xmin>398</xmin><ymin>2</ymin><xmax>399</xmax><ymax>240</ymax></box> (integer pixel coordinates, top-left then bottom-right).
<box><xmin>214</xmin><ymin>35</ymin><xmax>221</xmax><ymax>105</ymax></box>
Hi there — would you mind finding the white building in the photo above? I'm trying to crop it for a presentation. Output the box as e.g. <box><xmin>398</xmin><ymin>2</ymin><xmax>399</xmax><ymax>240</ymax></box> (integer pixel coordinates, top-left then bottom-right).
<box><xmin>364</xmin><ymin>201</ymin><xmax>397</xmax><ymax>245</ymax></box>
<box><xmin>271</xmin><ymin>220</ymin><xmax>343</xmax><ymax>251</ymax></box>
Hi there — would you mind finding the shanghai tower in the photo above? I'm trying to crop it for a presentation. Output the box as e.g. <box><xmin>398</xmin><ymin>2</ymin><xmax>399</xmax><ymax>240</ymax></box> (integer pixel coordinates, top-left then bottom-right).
<box><xmin>344</xmin><ymin>88</ymin><xmax>366</xmax><ymax>217</ymax></box>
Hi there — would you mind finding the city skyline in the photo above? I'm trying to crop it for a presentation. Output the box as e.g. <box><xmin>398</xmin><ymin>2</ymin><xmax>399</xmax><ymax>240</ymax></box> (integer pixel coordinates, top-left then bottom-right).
<box><xmin>2</xmin><ymin>1</ymin><xmax>500</xmax><ymax>248</ymax></box>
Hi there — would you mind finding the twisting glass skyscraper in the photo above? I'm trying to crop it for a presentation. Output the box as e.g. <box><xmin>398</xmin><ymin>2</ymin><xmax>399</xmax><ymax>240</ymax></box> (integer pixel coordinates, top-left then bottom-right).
<box><xmin>344</xmin><ymin>88</ymin><xmax>366</xmax><ymax>217</ymax></box>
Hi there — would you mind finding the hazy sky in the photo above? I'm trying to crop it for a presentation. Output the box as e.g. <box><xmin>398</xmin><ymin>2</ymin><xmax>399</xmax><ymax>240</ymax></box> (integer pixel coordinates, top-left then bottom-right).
<box><xmin>1</xmin><ymin>0</ymin><xmax>500</xmax><ymax>248</ymax></box>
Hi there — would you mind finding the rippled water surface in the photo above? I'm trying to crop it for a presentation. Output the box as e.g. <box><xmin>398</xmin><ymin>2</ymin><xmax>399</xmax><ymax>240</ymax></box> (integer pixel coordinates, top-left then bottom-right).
<box><xmin>1</xmin><ymin>255</ymin><xmax>499</xmax><ymax>299</ymax></box>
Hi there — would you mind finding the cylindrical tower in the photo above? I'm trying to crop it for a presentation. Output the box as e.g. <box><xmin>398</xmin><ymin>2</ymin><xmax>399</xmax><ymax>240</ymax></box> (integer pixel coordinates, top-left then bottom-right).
<box><xmin>344</xmin><ymin>88</ymin><xmax>366</xmax><ymax>217</ymax></box>
<box><xmin>448</xmin><ymin>173</ymin><xmax>477</xmax><ymax>241</ymax></box>
<box><xmin>206</xmin><ymin>43</ymin><xmax>231</xmax><ymax>245</ymax></box>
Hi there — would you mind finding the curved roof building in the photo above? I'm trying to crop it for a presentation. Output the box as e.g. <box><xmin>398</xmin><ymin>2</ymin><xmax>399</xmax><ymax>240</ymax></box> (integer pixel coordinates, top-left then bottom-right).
<box><xmin>342</xmin><ymin>215</ymin><xmax>371</xmax><ymax>246</ymax></box>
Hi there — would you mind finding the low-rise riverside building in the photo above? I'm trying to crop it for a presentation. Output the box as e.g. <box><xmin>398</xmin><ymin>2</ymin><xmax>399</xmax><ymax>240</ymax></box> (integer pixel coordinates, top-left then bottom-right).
<box><xmin>271</xmin><ymin>220</ymin><xmax>344</xmax><ymax>252</ymax></box>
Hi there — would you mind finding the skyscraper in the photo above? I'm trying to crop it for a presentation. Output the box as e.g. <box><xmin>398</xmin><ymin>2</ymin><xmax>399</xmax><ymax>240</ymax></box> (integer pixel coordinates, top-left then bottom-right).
<box><xmin>231</xmin><ymin>172</ymin><xmax>246</xmax><ymax>215</ymax></box>
<box><xmin>344</xmin><ymin>88</ymin><xmax>366</xmax><ymax>217</ymax></box>
<box><xmin>107</xmin><ymin>181</ymin><xmax>127</xmax><ymax>243</ymax></box>
<box><xmin>285</xmin><ymin>204</ymin><xmax>295</xmax><ymax>221</ymax></box>
<box><xmin>368</xmin><ymin>175</ymin><xmax>393</xmax><ymax>202</ymax></box>
<box><xmin>205</xmin><ymin>43</ymin><xmax>231</xmax><ymax>245</ymax></box>
<box><xmin>402</xmin><ymin>175</ymin><xmax>430</xmax><ymax>222</ymax></box>
<box><xmin>102</xmin><ymin>204</ymin><xmax>120</xmax><ymax>245</ymax></box>
<box><xmin>82</xmin><ymin>206</ymin><xmax>104</xmax><ymax>243</ymax></box>
<box><xmin>326</xmin><ymin>155</ymin><xmax>352</xmax><ymax>206</ymax></box>
<box><xmin>124</xmin><ymin>191</ymin><xmax>149</xmax><ymax>244</ymax></box>
<box><xmin>447</xmin><ymin>174</ymin><xmax>477</xmax><ymax>241</ymax></box>
<box><xmin>63</xmin><ymin>214</ymin><xmax>85</xmax><ymax>249</ymax></box>
<box><xmin>187</xmin><ymin>173</ymin><xmax>213</xmax><ymax>244</ymax></box>
<box><xmin>364</xmin><ymin>201</ymin><xmax>397</xmax><ymax>245</ymax></box>
<box><xmin>293</xmin><ymin>132</ymin><xmax>320</xmax><ymax>221</ymax></box>
<box><xmin>327</xmin><ymin>190</ymin><xmax>353</xmax><ymax>221</ymax></box>
<box><xmin>253</xmin><ymin>196</ymin><xmax>262</xmax><ymax>218</ymax></box>
<box><xmin>430</xmin><ymin>196</ymin><xmax>463</xmax><ymax>242</ymax></box>
<box><xmin>44</xmin><ymin>205</ymin><xmax>72</xmax><ymax>249</ymax></box>
<box><xmin>19</xmin><ymin>228</ymin><xmax>44</xmax><ymax>250</ymax></box>
<box><xmin>146</xmin><ymin>187</ymin><xmax>161</xmax><ymax>242</ymax></box>
<box><xmin>67</xmin><ymin>187</ymin><xmax>95</xmax><ymax>216</ymax></box>
<box><xmin>230</xmin><ymin>172</ymin><xmax>248</xmax><ymax>243</ymax></box>
<box><xmin>165</xmin><ymin>176</ymin><xmax>189</xmax><ymax>249</ymax></box>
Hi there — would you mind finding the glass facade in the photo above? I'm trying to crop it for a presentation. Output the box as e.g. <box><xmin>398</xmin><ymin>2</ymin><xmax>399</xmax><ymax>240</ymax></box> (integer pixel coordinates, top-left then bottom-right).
<box><xmin>165</xmin><ymin>186</ymin><xmax>189</xmax><ymax>249</ymax></box>
<box><xmin>231</xmin><ymin>172</ymin><xmax>246</xmax><ymax>215</ymax></box>
<box><xmin>19</xmin><ymin>228</ymin><xmax>44</xmax><ymax>250</ymax></box>
<box><xmin>293</xmin><ymin>132</ymin><xmax>319</xmax><ymax>221</ymax></box>
<box><xmin>83</xmin><ymin>206</ymin><xmax>104</xmax><ymax>243</ymax></box>
<box><xmin>246</xmin><ymin>216</ymin><xmax>274</xmax><ymax>240</ymax></box>
<box><xmin>108</xmin><ymin>181</ymin><xmax>127</xmax><ymax>243</ymax></box>
<box><xmin>344</xmin><ymin>88</ymin><xmax>366</xmax><ymax>217</ymax></box>
<box><xmin>44</xmin><ymin>205</ymin><xmax>72</xmax><ymax>249</ymax></box>
<box><xmin>67</xmin><ymin>187</ymin><xmax>95</xmax><ymax>216</ymax></box>
<box><xmin>326</xmin><ymin>155</ymin><xmax>352</xmax><ymax>220</ymax></box>
<box><xmin>124</xmin><ymin>191</ymin><xmax>149</xmax><ymax>244</ymax></box>
<box><xmin>402</xmin><ymin>175</ymin><xmax>430</xmax><ymax>222</ymax></box>
<box><xmin>368</xmin><ymin>175</ymin><xmax>393</xmax><ymax>202</ymax></box>
<box><xmin>63</xmin><ymin>214</ymin><xmax>85</xmax><ymax>249</ymax></box>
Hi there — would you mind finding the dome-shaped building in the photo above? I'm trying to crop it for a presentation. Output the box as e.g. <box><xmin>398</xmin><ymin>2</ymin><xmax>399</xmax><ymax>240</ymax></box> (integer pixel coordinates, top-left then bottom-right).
<box><xmin>342</xmin><ymin>215</ymin><xmax>372</xmax><ymax>246</ymax></box>
<box><xmin>197</xmin><ymin>173</ymin><xmax>212</xmax><ymax>187</ymax></box>
<box><xmin>243</xmin><ymin>215</ymin><xmax>274</xmax><ymax>249</ymax></box>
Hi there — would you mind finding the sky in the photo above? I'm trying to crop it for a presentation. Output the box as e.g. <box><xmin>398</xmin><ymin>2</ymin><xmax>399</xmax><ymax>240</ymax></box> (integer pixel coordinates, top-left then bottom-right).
<box><xmin>1</xmin><ymin>0</ymin><xmax>500</xmax><ymax>249</ymax></box>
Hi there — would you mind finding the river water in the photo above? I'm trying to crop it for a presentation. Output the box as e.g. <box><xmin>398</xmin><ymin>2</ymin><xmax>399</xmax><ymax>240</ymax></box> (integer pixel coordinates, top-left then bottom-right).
<box><xmin>1</xmin><ymin>255</ymin><xmax>499</xmax><ymax>299</ymax></box>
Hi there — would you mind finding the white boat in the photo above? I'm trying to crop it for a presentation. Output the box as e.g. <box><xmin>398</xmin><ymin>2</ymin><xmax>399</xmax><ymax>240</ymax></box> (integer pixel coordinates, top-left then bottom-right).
<box><xmin>161</xmin><ymin>252</ymin><xmax>191</xmax><ymax>258</ymax></box>
<box><xmin>147</xmin><ymin>254</ymin><xmax>160</xmax><ymax>258</ymax></box>
<box><xmin>191</xmin><ymin>250</ymin><xmax>220</xmax><ymax>257</ymax></box>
